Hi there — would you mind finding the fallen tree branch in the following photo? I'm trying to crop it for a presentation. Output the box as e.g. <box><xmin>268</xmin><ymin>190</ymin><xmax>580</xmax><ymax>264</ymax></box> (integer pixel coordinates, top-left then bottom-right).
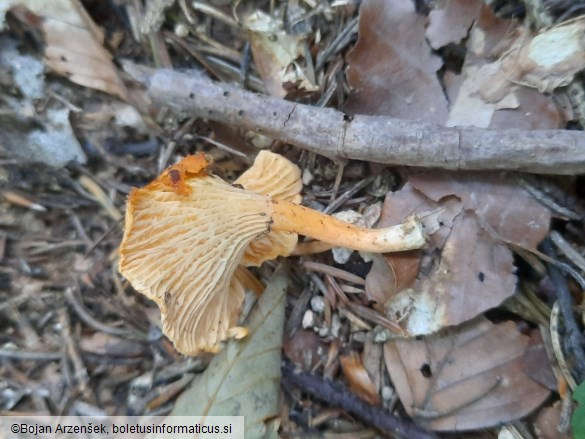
<box><xmin>127</xmin><ymin>65</ymin><xmax>585</xmax><ymax>175</ymax></box>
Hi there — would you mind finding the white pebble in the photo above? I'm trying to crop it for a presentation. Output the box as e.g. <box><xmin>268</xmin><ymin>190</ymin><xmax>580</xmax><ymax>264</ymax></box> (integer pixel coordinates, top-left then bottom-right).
<box><xmin>310</xmin><ymin>296</ymin><xmax>325</xmax><ymax>313</ymax></box>
<box><xmin>382</xmin><ymin>386</ymin><xmax>394</xmax><ymax>401</ymax></box>
<box><xmin>174</xmin><ymin>23</ymin><xmax>189</xmax><ymax>38</ymax></box>
<box><xmin>302</xmin><ymin>168</ymin><xmax>314</xmax><ymax>185</ymax></box>
<box><xmin>302</xmin><ymin>310</ymin><xmax>315</xmax><ymax>329</ymax></box>
<box><xmin>332</xmin><ymin>247</ymin><xmax>353</xmax><ymax>264</ymax></box>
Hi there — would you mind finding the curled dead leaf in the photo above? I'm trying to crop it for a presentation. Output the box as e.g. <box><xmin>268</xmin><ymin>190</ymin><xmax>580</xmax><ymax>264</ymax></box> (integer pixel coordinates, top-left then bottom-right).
<box><xmin>408</xmin><ymin>171</ymin><xmax>551</xmax><ymax>249</ymax></box>
<box><xmin>445</xmin><ymin>3</ymin><xmax>569</xmax><ymax>129</ymax></box>
<box><xmin>340</xmin><ymin>352</ymin><xmax>381</xmax><ymax>406</ymax></box>
<box><xmin>384</xmin><ymin>317</ymin><xmax>551</xmax><ymax>431</ymax></box>
<box><xmin>500</xmin><ymin>16</ymin><xmax>585</xmax><ymax>93</ymax></box>
<box><xmin>365</xmin><ymin>252</ymin><xmax>420</xmax><ymax>304</ymax></box>
<box><xmin>245</xmin><ymin>10</ymin><xmax>318</xmax><ymax>98</ymax></box>
<box><xmin>386</xmin><ymin>211</ymin><xmax>517</xmax><ymax>335</ymax></box>
<box><xmin>3</xmin><ymin>0</ymin><xmax>128</xmax><ymax>100</ymax></box>
<box><xmin>370</xmin><ymin>171</ymin><xmax>550</xmax><ymax>335</ymax></box>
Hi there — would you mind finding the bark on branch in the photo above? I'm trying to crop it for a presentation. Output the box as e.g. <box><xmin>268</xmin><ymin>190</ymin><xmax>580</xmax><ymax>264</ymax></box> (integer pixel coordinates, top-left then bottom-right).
<box><xmin>127</xmin><ymin>65</ymin><xmax>585</xmax><ymax>175</ymax></box>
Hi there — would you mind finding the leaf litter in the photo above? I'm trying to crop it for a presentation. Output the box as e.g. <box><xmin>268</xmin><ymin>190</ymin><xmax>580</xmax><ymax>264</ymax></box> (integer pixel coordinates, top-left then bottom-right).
<box><xmin>345</xmin><ymin>0</ymin><xmax>448</xmax><ymax>123</ymax></box>
<box><xmin>245</xmin><ymin>10</ymin><xmax>318</xmax><ymax>98</ymax></box>
<box><xmin>384</xmin><ymin>317</ymin><xmax>551</xmax><ymax>430</ymax></box>
<box><xmin>442</xmin><ymin>2</ymin><xmax>571</xmax><ymax>129</ymax></box>
<box><xmin>2</xmin><ymin>0</ymin><xmax>585</xmax><ymax>437</ymax></box>
<box><xmin>348</xmin><ymin>0</ymin><xmax>565</xmax><ymax>432</ymax></box>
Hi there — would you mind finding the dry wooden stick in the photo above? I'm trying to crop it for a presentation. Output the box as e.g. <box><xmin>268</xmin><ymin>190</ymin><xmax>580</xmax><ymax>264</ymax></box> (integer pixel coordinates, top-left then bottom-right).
<box><xmin>282</xmin><ymin>361</ymin><xmax>438</xmax><ymax>439</ymax></box>
<box><xmin>126</xmin><ymin>65</ymin><xmax>585</xmax><ymax>175</ymax></box>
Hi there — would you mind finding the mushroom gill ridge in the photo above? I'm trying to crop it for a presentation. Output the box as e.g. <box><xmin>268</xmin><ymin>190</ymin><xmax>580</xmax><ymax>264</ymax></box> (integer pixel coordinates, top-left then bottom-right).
<box><xmin>119</xmin><ymin>175</ymin><xmax>271</xmax><ymax>354</ymax></box>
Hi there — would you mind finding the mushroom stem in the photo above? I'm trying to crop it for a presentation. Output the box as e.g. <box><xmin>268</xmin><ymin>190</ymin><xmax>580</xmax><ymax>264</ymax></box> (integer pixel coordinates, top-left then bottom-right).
<box><xmin>271</xmin><ymin>200</ymin><xmax>427</xmax><ymax>253</ymax></box>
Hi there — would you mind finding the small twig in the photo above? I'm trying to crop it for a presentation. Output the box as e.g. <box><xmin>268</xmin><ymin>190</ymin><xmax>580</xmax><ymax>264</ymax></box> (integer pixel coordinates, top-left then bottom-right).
<box><xmin>191</xmin><ymin>1</ymin><xmax>241</xmax><ymax>28</ymax></box>
<box><xmin>324</xmin><ymin>175</ymin><xmax>375</xmax><ymax>215</ymax></box>
<box><xmin>0</xmin><ymin>349</ymin><xmax>62</xmax><ymax>361</ymax></box>
<box><xmin>286</xmin><ymin>284</ymin><xmax>315</xmax><ymax>336</ymax></box>
<box><xmin>80</xmin><ymin>353</ymin><xmax>145</xmax><ymax>366</ymax></box>
<box><xmin>329</xmin><ymin>159</ymin><xmax>346</xmax><ymax>202</ymax></box>
<box><xmin>303</xmin><ymin>260</ymin><xmax>365</xmax><ymax>285</ymax></box>
<box><xmin>543</xmin><ymin>239</ymin><xmax>585</xmax><ymax>382</ymax></box>
<box><xmin>315</xmin><ymin>17</ymin><xmax>359</xmax><ymax>71</ymax></box>
<box><xmin>345</xmin><ymin>302</ymin><xmax>404</xmax><ymax>335</ymax></box>
<box><xmin>64</xmin><ymin>287</ymin><xmax>147</xmax><ymax>341</ymax></box>
<box><xmin>239</xmin><ymin>41</ymin><xmax>251</xmax><ymax>87</ymax></box>
<box><xmin>125</xmin><ymin>65</ymin><xmax>585</xmax><ymax>174</ymax></box>
<box><xmin>282</xmin><ymin>361</ymin><xmax>438</xmax><ymax>439</ymax></box>
<box><xmin>309</xmin><ymin>272</ymin><xmax>338</xmax><ymax>310</ymax></box>
<box><xmin>69</xmin><ymin>212</ymin><xmax>92</xmax><ymax>248</ymax></box>
<box><xmin>518</xmin><ymin>178</ymin><xmax>581</xmax><ymax>220</ymax></box>
<box><xmin>144</xmin><ymin>374</ymin><xmax>194</xmax><ymax>411</ymax></box>
<box><xmin>78</xmin><ymin>176</ymin><xmax>122</xmax><ymax>222</ymax></box>
<box><xmin>84</xmin><ymin>221</ymin><xmax>121</xmax><ymax>258</ymax></box>
<box><xmin>58</xmin><ymin>308</ymin><xmax>92</xmax><ymax>401</ymax></box>
<box><xmin>550</xmin><ymin>302</ymin><xmax>578</xmax><ymax>391</ymax></box>
<box><xmin>0</xmin><ymin>292</ymin><xmax>55</xmax><ymax>313</ymax></box>
<box><xmin>550</xmin><ymin>230</ymin><xmax>585</xmax><ymax>273</ymax></box>
<box><xmin>154</xmin><ymin>359</ymin><xmax>206</xmax><ymax>383</ymax></box>
<box><xmin>0</xmin><ymin>347</ymin><xmax>148</xmax><ymax>364</ymax></box>
<box><xmin>7</xmin><ymin>305</ymin><xmax>40</xmax><ymax>349</ymax></box>
<box><xmin>196</xmin><ymin>135</ymin><xmax>250</xmax><ymax>160</ymax></box>
<box><xmin>157</xmin><ymin>117</ymin><xmax>196</xmax><ymax>172</ymax></box>
<box><xmin>178</xmin><ymin>0</ymin><xmax>194</xmax><ymax>24</ymax></box>
<box><xmin>559</xmin><ymin>380</ymin><xmax>573</xmax><ymax>433</ymax></box>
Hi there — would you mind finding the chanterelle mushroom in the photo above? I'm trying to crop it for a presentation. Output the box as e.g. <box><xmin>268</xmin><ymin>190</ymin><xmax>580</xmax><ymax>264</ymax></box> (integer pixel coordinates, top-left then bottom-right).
<box><xmin>119</xmin><ymin>152</ymin><xmax>429</xmax><ymax>355</ymax></box>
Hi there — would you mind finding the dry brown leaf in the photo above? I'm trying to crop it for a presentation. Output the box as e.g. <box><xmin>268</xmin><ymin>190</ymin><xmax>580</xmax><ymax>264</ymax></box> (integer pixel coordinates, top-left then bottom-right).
<box><xmin>445</xmin><ymin>4</ymin><xmax>568</xmax><ymax>129</ymax></box>
<box><xmin>487</xmin><ymin>85</ymin><xmax>571</xmax><ymax>129</ymax></box>
<box><xmin>345</xmin><ymin>0</ymin><xmax>448</xmax><ymax>123</ymax></box>
<box><xmin>500</xmin><ymin>16</ymin><xmax>585</xmax><ymax>93</ymax></box>
<box><xmin>371</xmin><ymin>172</ymin><xmax>550</xmax><ymax>335</ymax></box>
<box><xmin>426</xmin><ymin>0</ymin><xmax>483</xmax><ymax>49</ymax></box>
<box><xmin>3</xmin><ymin>0</ymin><xmax>128</xmax><ymax>100</ymax></box>
<box><xmin>365</xmin><ymin>252</ymin><xmax>420</xmax><ymax>304</ymax></box>
<box><xmin>384</xmin><ymin>317</ymin><xmax>551</xmax><ymax>431</ymax></box>
<box><xmin>245</xmin><ymin>10</ymin><xmax>317</xmax><ymax>98</ymax></box>
<box><xmin>43</xmin><ymin>1</ymin><xmax>129</xmax><ymax>101</ymax></box>
<box><xmin>408</xmin><ymin>171</ymin><xmax>551</xmax><ymax>249</ymax></box>
<box><xmin>340</xmin><ymin>352</ymin><xmax>380</xmax><ymax>406</ymax></box>
<box><xmin>386</xmin><ymin>211</ymin><xmax>516</xmax><ymax>335</ymax></box>
<box><xmin>365</xmin><ymin>182</ymin><xmax>462</xmax><ymax>307</ymax></box>
<box><xmin>362</xmin><ymin>335</ymin><xmax>383</xmax><ymax>395</ymax></box>
<box><xmin>521</xmin><ymin>329</ymin><xmax>558</xmax><ymax>392</ymax></box>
